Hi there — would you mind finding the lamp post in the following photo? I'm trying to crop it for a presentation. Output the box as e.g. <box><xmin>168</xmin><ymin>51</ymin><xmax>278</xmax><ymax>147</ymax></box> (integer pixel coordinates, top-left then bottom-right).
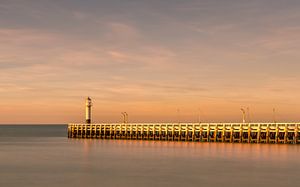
<box><xmin>241</xmin><ymin>108</ymin><xmax>246</xmax><ymax>123</ymax></box>
<box><xmin>273</xmin><ymin>108</ymin><xmax>276</xmax><ymax>123</ymax></box>
<box><xmin>121</xmin><ymin>112</ymin><xmax>128</xmax><ymax>123</ymax></box>
<box><xmin>177</xmin><ymin>108</ymin><xmax>180</xmax><ymax>123</ymax></box>
<box><xmin>198</xmin><ymin>108</ymin><xmax>201</xmax><ymax>123</ymax></box>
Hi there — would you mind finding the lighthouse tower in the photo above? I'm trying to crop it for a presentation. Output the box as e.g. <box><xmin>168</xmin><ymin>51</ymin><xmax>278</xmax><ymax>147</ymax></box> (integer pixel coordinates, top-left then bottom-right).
<box><xmin>85</xmin><ymin>97</ymin><xmax>92</xmax><ymax>124</ymax></box>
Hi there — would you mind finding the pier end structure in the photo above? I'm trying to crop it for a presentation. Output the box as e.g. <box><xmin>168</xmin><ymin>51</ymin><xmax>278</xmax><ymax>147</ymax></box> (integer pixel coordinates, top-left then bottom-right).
<box><xmin>85</xmin><ymin>97</ymin><xmax>92</xmax><ymax>124</ymax></box>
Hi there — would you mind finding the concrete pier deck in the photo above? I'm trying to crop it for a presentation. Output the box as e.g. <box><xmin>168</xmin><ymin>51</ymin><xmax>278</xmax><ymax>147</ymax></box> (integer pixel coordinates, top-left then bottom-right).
<box><xmin>68</xmin><ymin>123</ymin><xmax>300</xmax><ymax>144</ymax></box>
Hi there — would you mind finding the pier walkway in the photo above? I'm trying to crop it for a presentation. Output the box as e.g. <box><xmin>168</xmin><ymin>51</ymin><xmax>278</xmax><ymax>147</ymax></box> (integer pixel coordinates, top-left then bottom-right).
<box><xmin>68</xmin><ymin>123</ymin><xmax>300</xmax><ymax>144</ymax></box>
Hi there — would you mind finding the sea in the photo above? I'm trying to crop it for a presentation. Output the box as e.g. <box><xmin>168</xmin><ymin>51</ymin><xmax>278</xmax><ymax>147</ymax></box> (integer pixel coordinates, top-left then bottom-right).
<box><xmin>0</xmin><ymin>125</ymin><xmax>299</xmax><ymax>187</ymax></box>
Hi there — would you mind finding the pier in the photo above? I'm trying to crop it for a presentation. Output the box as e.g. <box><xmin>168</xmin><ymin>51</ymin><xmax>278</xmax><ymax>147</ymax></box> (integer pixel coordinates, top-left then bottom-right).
<box><xmin>68</xmin><ymin>98</ymin><xmax>300</xmax><ymax>144</ymax></box>
<box><xmin>68</xmin><ymin>123</ymin><xmax>300</xmax><ymax>144</ymax></box>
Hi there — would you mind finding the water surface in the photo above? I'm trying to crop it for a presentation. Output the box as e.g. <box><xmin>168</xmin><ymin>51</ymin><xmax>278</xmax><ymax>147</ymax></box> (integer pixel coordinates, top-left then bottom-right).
<box><xmin>0</xmin><ymin>125</ymin><xmax>299</xmax><ymax>187</ymax></box>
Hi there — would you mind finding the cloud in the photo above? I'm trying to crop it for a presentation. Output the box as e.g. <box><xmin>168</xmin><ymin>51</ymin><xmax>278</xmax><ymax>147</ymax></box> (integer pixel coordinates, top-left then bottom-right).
<box><xmin>0</xmin><ymin>83</ymin><xmax>33</xmax><ymax>92</ymax></box>
<box><xmin>103</xmin><ymin>22</ymin><xmax>140</xmax><ymax>43</ymax></box>
<box><xmin>57</xmin><ymin>49</ymin><xmax>108</xmax><ymax>66</ymax></box>
<box><xmin>0</xmin><ymin>28</ymin><xmax>66</xmax><ymax>69</ymax></box>
<box><xmin>251</xmin><ymin>27</ymin><xmax>300</xmax><ymax>53</ymax></box>
<box><xmin>107</xmin><ymin>50</ymin><xmax>130</xmax><ymax>62</ymax></box>
<box><xmin>0</xmin><ymin>28</ymin><xmax>56</xmax><ymax>43</ymax></box>
<box><xmin>72</xmin><ymin>11</ymin><xmax>89</xmax><ymax>20</ymax></box>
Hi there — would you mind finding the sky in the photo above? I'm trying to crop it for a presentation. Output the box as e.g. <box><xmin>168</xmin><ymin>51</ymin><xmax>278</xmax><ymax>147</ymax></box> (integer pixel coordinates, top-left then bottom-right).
<box><xmin>1</xmin><ymin>0</ymin><xmax>300</xmax><ymax>124</ymax></box>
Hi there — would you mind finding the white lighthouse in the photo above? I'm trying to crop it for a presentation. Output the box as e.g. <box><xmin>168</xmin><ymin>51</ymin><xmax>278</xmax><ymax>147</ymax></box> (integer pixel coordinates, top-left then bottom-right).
<box><xmin>85</xmin><ymin>97</ymin><xmax>92</xmax><ymax>124</ymax></box>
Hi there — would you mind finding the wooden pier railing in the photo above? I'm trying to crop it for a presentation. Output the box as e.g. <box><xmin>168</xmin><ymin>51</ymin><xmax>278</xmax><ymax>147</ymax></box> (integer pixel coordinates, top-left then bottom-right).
<box><xmin>68</xmin><ymin>123</ymin><xmax>300</xmax><ymax>144</ymax></box>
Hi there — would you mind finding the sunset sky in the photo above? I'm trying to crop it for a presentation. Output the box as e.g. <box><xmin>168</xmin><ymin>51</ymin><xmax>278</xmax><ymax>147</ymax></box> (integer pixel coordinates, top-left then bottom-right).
<box><xmin>1</xmin><ymin>0</ymin><xmax>300</xmax><ymax>124</ymax></box>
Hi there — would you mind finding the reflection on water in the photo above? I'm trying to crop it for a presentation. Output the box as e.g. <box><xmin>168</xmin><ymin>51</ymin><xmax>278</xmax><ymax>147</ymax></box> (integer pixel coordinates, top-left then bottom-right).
<box><xmin>0</xmin><ymin>125</ymin><xmax>299</xmax><ymax>187</ymax></box>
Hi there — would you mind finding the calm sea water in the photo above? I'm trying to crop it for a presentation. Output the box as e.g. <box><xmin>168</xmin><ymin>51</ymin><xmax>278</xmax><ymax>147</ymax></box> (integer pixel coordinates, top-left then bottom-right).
<box><xmin>0</xmin><ymin>125</ymin><xmax>299</xmax><ymax>187</ymax></box>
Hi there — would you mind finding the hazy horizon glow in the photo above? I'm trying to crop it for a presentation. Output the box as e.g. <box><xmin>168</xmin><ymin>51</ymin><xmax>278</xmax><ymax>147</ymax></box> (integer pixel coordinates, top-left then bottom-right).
<box><xmin>1</xmin><ymin>0</ymin><xmax>300</xmax><ymax>123</ymax></box>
